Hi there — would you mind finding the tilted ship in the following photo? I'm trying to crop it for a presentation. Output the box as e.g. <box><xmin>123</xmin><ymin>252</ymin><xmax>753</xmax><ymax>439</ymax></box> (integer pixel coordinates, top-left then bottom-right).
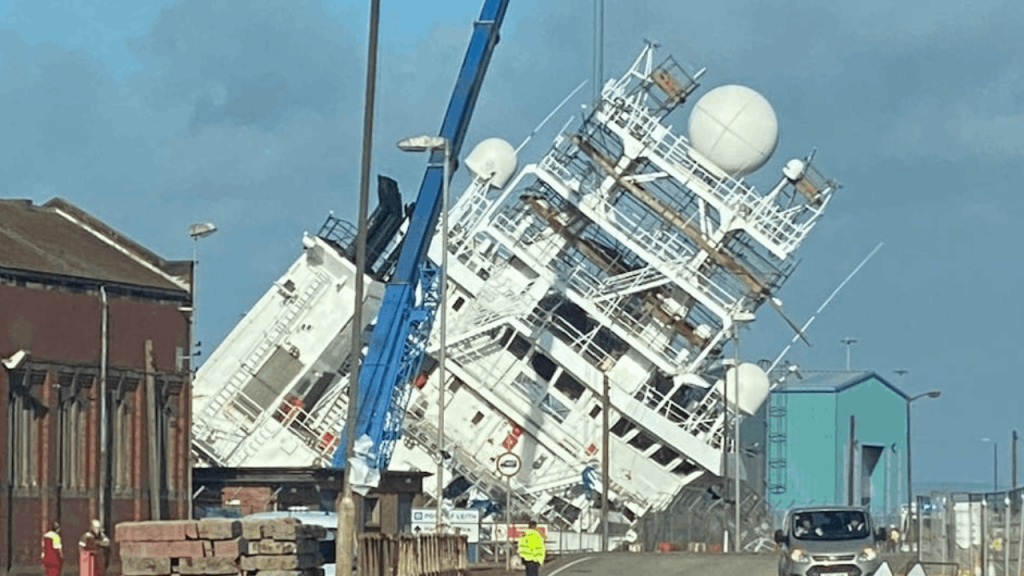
<box><xmin>191</xmin><ymin>40</ymin><xmax>839</xmax><ymax>537</ymax></box>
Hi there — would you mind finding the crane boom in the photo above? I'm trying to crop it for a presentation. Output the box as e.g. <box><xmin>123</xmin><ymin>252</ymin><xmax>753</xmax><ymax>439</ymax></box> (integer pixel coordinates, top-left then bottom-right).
<box><xmin>334</xmin><ymin>0</ymin><xmax>511</xmax><ymax>476</ymax></box>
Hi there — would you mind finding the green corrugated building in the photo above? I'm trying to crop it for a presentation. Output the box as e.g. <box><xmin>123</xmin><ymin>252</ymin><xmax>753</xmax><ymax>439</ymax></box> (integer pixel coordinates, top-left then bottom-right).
<box><xmin>763</xmin><ymin>371</ymin><xmax>909</xmax><ymax>525</ymax></box>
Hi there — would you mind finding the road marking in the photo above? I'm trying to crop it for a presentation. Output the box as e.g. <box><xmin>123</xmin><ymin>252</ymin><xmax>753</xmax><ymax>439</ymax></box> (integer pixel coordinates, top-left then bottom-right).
<box><xmin>549</xmin><ymin>556</ymin><xmax>594</xmax><ymax>576</ymax></box>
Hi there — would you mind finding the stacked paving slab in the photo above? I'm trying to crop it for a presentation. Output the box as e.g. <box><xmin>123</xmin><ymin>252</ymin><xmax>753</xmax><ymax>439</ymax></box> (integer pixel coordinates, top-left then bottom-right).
<box><xmin>116</xmin><ymin>518</ymin><xmax>327</xmax><ymax>576</ymax></box>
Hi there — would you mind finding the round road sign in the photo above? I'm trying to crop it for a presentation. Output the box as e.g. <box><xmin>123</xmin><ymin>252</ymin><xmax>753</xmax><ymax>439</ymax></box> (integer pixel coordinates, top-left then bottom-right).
<box><xmin>496</xmin><ymin>452</ymin><xmax>522</xmax><ymax>477</ymax></box>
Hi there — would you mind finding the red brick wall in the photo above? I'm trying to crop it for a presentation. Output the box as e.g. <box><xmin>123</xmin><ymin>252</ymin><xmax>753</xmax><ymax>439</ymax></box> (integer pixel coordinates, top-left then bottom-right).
<box><xmin>221</xmin><ymin>486</ymin><xmax>274</xmax><ymax>516</ymax></box>
<box><xmin>1</xmin><ymin>280</ymin><xmax>191</xmax><ymax>576</ymax></box>
<box><xmin>0</xmin><ymin>284</ymin><xmax>188</xmax><ymax>370</ymax></box>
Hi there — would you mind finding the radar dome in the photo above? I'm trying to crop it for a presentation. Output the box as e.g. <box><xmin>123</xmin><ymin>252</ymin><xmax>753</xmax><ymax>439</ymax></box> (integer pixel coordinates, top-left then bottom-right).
<box><xmin>465</xmin><ymin>138</ymin><xmax>518</xmax><ymax>189</ymax></box>
<box><xmin>687</xmin><ymin>85</ymin><xmax>779</xmax><ymax>177</ymax></box>
<box><xmin>714</xmin><ymin>362</ymin><xmax>770</xmax><ymax>415</ymax></box>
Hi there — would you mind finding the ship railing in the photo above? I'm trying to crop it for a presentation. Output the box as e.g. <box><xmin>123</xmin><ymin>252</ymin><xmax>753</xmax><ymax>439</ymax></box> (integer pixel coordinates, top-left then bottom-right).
<box><xmin>650</xmin><ymin>129</ymin><xmax>811</xmax><ymax>257</ymax></box>
<box><xmin>599</xmin><ymin>93</ymin><xmax>820</xmax><ymax>260</ymax></box>
<box><xmin>562</xmin><ymin>268</ymin><xmax>689</xmax><ymax>368</ymax></box>
<box><xmin>581</xmin><ymin>191</ymin><xmax>737</xmax><ymax>313</ymax></box>
<box><xmin>538</xmin><ymin>153</ymin><xmax>582</xmax><ymax>194</ymax></box>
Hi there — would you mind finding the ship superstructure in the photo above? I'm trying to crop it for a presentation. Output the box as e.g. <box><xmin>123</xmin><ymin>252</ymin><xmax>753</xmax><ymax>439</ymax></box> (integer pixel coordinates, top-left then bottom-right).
<box><xmin>192</xmin><ymin>41</ymin><xmax>839</xmax><ymax>534</ymax></box>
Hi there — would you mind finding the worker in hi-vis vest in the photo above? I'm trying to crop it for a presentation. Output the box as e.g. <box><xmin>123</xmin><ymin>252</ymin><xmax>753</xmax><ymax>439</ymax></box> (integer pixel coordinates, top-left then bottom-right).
<box><xmin>41</xmin><ymin>522</ymin><xmax>63</xmax><ymax>576</ymax></box>
<box><xmin>517</xmin><ymin>520</ymin><xmax>546</xmax><ymax>576</ymax></box>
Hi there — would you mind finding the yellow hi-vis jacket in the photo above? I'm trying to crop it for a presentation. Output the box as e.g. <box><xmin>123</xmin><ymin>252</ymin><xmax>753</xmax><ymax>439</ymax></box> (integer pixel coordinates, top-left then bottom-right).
<box><xmin>518</xmin><ymin>529</ymin><xmax>546</xmax><ymax>564</ymax></box>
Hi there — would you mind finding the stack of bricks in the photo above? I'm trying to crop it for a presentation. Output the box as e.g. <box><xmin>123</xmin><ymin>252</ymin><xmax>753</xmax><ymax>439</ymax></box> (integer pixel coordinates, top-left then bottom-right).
<box><xmin>115</xmin><ymin>518</ymin><xmax>327</xmax><ymax>576</ymax></box>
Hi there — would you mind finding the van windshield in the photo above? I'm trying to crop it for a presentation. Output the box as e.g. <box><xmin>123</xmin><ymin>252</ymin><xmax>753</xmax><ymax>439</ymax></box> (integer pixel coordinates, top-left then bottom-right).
<box><xmin>791</xmin><ymin>510</ymin><xmax>869</xmax><ymax>541</ymax></box>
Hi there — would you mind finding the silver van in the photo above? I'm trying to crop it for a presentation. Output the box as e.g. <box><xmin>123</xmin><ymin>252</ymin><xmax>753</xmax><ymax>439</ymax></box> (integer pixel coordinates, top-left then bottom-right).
<box><xmin>775</xmin><ymin>506</ymin><xmax>886</xmax><ymax>576</ymax></box>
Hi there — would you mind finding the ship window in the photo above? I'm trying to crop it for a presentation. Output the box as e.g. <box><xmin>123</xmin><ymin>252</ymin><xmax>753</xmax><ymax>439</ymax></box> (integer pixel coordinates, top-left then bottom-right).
<box><xmin>453</xmin><ymin>297</ymin><xmax>466</xmax><ymax>311</ymax></box>
<box><xmin>554</xmin><ymin>373</ymin><xmax>584</xmax><ymax>402</ymax></box>
<box><xmin>530</xmin><ymin>353</ymin><xmax>557</xmax><ymax>381</ymax></box>
<box><xmin>497</xmin><ymin>328</ymin><xmax>513</xmax><ymax>348</ymax></box>
<box><xmin>540</xmin><ymin>394</ymin><xmax>569</xmax><ymax>423</ymax></box>
<box><xmin>628</xmin><ymin>432</ymin><xmax>655</xmax><ymax>452</ymax></box>
<box><xmin>283</xmin><ymin>279</ymin><xmax>296</xmax><ymax>292</ymax></box>
<box><xmin>651</xmin><ymin>446</ymin><xmax>679</xmax><ymax>466</ymax></box>
<box><xmin>610</xmin><ymin>418</ymin><xmax>634</xmax><ymax>438</ymax></box>
<box><xmin>471</xmin><ymin>411</ymin><xmax>484</xmax><ymax>425</ymax></box>
<box><xmin>589</xmin><ymin>405</ymin><xmax>602</xmax><ymax>419</ymax></box>
<box><xmin>509</xmin><ymin>335</ymin><xmax>531</xmax><ymax>360</ymax></box>
<box><xmin>672</xmin><ymin>459</ymin><xmax>699</xmax><ymax>475</ymax></box>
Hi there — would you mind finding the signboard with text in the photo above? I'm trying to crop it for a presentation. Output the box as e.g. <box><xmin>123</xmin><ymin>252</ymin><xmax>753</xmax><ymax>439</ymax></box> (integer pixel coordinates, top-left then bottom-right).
<box><xmin>411</xmin><ymin>508</ymin><xmax>481</xmax><ymax>543</ymax></box>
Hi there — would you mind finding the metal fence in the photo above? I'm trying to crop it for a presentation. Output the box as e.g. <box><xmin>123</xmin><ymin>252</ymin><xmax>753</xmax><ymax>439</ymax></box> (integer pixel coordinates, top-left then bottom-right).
<box><xmin>913</xmin><ymin>487</ymin><xmax>1024</xmax><ymax>576</ymax></box>
<box><xmin>357</xmin><ymin>533</ymin><xmax>469</xmax><ymax>576</ymax></box>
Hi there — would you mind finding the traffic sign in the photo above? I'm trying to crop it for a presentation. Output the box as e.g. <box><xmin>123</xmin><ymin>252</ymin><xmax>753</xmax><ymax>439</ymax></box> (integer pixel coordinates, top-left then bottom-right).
<box><xmin>496</xmin><ymin>452</ymin><xmax>522</xmax><ymax>477</ymax></box>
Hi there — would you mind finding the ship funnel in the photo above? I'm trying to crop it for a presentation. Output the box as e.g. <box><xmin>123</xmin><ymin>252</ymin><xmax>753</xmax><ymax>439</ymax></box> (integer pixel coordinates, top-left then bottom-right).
<box><xmin>465</xmin><ymin>138</ymin><xmax>518</xmax><ymax>189</ymax></box>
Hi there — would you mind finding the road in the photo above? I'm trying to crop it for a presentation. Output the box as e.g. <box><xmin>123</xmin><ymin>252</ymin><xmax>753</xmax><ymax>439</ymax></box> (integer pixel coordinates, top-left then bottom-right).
<box><xmin>471</xmin><ymin>552</ymin><xmax>777</xmax><ymax>576</ymax></box>
<box><xmin>546</xmin><ymin>552</ymin><xmax>777</xmax><ymax>576</ymax></box>
<box><xmin>471</xmin><ymin>551</ymin><xmax>918</xmax><ymax>576</ymax></box>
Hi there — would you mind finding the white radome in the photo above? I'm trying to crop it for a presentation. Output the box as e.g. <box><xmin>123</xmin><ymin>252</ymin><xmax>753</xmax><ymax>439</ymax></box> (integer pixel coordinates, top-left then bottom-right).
<box><xmin>465</xmin><ymin>138</ymin><xmax>518</xmax><ymax>189</ymax></box>
<box><xmin>687</xmin><ymin>85</ymin><xmax>779</xmax><ymax>177</ymax></box>
<box><xmin>715</xmin><ymin>362</ymin><xmax>771</xmax><ymax>415</ymax></box>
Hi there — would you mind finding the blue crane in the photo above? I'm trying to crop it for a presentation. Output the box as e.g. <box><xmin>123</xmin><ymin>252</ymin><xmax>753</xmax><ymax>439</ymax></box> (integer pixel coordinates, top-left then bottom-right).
<box><xmin>333</xmin><ymin>0</ymin><xmax>511</xmax><ymax>474</ymax></box>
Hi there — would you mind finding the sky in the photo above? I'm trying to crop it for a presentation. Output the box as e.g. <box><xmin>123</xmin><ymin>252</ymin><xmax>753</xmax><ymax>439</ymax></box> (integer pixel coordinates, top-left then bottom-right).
<box><xmin>2</xmin><ymin>0</ymin><xmax>1022</xmax><ymax>489</ymax></box>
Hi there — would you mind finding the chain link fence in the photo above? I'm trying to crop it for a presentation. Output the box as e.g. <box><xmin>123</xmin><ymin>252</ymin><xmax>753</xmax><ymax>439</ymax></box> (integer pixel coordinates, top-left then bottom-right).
<box><xmin>913</xmin><ymin>487</ymin><xmax>1024</xmax><ymax>576</ymax></box>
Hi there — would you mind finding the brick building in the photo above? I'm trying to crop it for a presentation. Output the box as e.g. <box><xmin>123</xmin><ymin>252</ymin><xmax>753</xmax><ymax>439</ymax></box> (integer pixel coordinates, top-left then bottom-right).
<box><xmin>1</xmin><ymin>198</ymin><xmax>193</xmax><ymax>576</ymax></box>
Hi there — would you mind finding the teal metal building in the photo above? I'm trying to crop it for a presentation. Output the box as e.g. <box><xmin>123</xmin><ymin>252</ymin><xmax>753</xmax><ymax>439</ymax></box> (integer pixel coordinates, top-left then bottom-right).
<box><xmin>763</xmin><ymin>371</ymin><xmax>909</xmax><ymax>524</ymax></box>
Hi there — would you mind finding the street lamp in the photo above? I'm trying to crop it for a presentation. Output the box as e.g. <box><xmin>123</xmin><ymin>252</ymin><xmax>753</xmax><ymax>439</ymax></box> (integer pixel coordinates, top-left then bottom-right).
<box><xmin>906</xmin><ymin>388</ymin><xmax>940</xmax><ymax>554</ymax></box>
<box><xmin>187</xmin><ymin>221</ymin><xmax>217</xmax><ymax>520</ymax></box>
<box><xmin>982</xmin><ymin>438</ymin><xmax>998</xmax><ymax>492</ymax></box>
<box><xmin>840</xmin><ymin>337</ymin><xmax>858</xmax><ymax>370</ymax></box>
<box><xmin>728</xmin><ymin>310</ymin><xmax>755</xmax><ymax>553</ymax></box>
<box><xmin>397</xmin><ymin>134</ymin><xmax>452</xmax><ymax>533</ymax></box>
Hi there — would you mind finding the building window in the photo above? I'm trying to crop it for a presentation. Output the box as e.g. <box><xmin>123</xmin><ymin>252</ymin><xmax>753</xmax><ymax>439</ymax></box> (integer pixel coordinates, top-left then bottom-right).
<box><xmin>114</xmin><ymin>396</ymin><xmax>133</xmax><ymax>492</ymax></box>
<box><xmin>10</xmin><ymin>390</ymin><xmax>40</xmax><ymax>489</ymax></box>
<box><xmin>61</xmin><ymin>399</ymin><xmax>85</xmax><ymax>490</ymax></box>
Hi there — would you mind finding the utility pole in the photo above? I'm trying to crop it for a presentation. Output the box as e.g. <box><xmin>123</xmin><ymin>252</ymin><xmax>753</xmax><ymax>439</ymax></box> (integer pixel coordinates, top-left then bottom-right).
<box><xmin>338</xmin><ymin>0</ymin><xmax>379</xmax><ymax>571</ymax></box>
<box><xmin>840</xmin><ymin>338</ymin><xmax>858</xmax><ymax>370</ymax></box>
<box><xmin>601</xmin><ymin>369</ymin><xmax>610</xmax><ymax>553</ymax></box>
<box><xmin>1013</xmin><ymin>430</ymin><xmax>1018</xmax><ymax>489</ymax></box>
<box><xmin>848</xmin><ymin>415</ymin><xmax>856</xmax><ymax>506</ymax></box>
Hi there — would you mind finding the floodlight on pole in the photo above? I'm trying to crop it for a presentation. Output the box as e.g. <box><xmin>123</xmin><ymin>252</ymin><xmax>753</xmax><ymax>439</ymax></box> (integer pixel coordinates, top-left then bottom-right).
<box><xmin>906</xmin><ymin>386</ymin><xmax>940</xmax><ymax>557</ymax></box>
<box><xmin>186</xmin><ymin>220</ymin><xmax>217</xmax><ymax>520</ymax></box>
<box><xmin>730</xmin><ymin>310</ymin><xmax>755</xmax><ymax>553</ymax></box>
<box><xmin>189</xmin><ymin>222</ymin><xmax>218</xmax><ymax>239</ymax></box>
<box><xmin>983</xmin><ymin>437</ymin><xmax>998</xmax><ymax>492</ymax></box>
<box><xmin>397</xmin><ymin>133</ymin><xmax>452</xmax><ymax>533</ymax></box>
<box><xmin>840</xmin><ymin>337</ymin><xmax>858</xmax><ymax>370</ymax></box>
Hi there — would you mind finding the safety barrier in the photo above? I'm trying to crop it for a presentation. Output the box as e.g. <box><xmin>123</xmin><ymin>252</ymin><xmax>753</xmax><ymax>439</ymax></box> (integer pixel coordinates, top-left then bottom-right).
<box><xmin>357</xmin><ymin>533</ymin><xmax>469</xmax><ymax>576</ymax></box>
<box><xmin>911</xmin><ymin>486</ymin><xmax>1024</xmax><ymax>576</ymax></box>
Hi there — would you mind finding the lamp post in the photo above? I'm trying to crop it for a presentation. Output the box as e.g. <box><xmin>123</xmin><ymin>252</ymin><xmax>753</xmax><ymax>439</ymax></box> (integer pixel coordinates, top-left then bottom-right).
<box><xmin>840</xmin><ymin>338</ymin><xmax>858</xmax><ymax>370</ymax></box>
<box><xmin>906</xmin><ymin>389</ymin><xmax>940</xmax><ymax>555</ymax></box>
<box><xmin>730</xmin><ymin>311</ymin><xmax>755</xmax><ymax>553</ymax></box>
<box><xmin>397</xmin><ymin>134</ymin><xmax>452</xmax><ymax>533</ymax></box>
<box><xmin>982</xmin><ymin>438</ymin><xmax>998</xmax><ymax>492</ymax></box>
<box><xmin>186</xmin><ymin>221</ymin><xmax>217</xmax><ymax>519</ymax></box>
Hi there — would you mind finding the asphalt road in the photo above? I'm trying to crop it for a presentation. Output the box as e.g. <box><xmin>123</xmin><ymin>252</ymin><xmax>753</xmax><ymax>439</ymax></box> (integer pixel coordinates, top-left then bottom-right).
<box><xmin>546</xmin><ymin>552</ymin><xmax>778</xmax><ymax>576</ymax></box>
<box><xmin>470</xmin><ymin>551</ymin><xmax>918</xmax><ymax>576</ymax></box>
<box><xmin>470</xmin><ymin>552</ymin><xmax>779</xmax><ymax>576</ymax></box>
